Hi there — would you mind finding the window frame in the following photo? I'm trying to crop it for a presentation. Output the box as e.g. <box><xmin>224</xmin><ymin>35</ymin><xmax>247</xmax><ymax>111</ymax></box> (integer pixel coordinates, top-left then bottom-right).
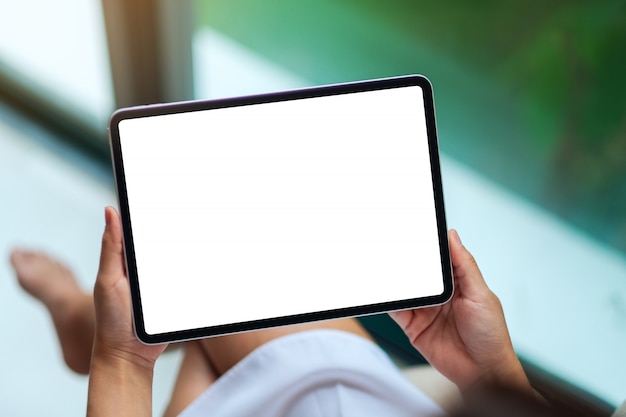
<box><xmin>0</xmin><ymin>0</ymin><xmax>195</xmax><ymax>163</ymax></box>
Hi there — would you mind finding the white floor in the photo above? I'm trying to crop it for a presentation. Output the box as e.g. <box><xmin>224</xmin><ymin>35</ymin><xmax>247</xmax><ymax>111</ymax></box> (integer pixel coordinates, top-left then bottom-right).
<box><xmin>0</xmin><ymin>28</ymin><xmax>624</xmax><ymax>416</ymax></box>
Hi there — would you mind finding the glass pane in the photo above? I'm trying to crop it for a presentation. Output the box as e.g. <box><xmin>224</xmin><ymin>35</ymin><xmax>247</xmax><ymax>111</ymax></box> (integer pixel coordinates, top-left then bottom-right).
<box><xmin>193</xmin><ymin>1</ymin><xmax>626</xmax><ymax>257</ymax></box>
<box><xmin>192</xmin><ymin>0</ymin><xmax>626</xmax><ymax>406</ymax></box>
<box><xmin>0</xmin><ymin>0</ymin><xmax>113</xmax><ymax>127</ymax></box>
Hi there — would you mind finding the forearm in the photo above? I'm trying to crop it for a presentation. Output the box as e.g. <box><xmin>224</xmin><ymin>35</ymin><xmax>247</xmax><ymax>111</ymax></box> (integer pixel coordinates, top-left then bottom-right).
<box><xmin>87</xmin><ymin>347</ymin><xmax>155</xmax><ymax>417</ymax></box>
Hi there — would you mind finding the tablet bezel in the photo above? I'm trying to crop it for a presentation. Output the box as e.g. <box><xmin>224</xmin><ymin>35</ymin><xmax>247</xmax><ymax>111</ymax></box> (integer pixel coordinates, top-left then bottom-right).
<box><xmin>109</xmin><ymin>75</ymin><xmax>453</xmax><ymax>344</ymax></box>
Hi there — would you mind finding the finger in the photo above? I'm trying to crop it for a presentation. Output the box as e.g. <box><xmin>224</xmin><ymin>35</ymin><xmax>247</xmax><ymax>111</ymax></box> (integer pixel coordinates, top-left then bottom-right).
<box><xmin>97</xmin><ymin>206</ymin><xmax>125</xmax><ymax>287</ymax></box>
<box><xmin>448</xmin><ymin>229</ymin><xmax>489</xmax><ymax>298</ymax></box>
<box><xmin>388</xmin><ymin>310</ymin><xmax>411</xmax><ymax>329</ymax></box>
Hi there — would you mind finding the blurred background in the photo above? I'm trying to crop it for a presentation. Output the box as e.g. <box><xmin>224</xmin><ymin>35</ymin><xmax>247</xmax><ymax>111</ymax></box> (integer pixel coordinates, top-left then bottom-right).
<box><xmin>0</xmin><ymin>0</ymin><xmax>624</xmax><ymax>415</ymax></box>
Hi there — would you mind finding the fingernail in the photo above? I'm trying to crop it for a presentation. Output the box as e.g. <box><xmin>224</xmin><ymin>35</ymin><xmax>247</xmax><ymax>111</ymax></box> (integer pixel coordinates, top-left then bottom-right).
<box><xmin>104</xmin><ymin>207</ymin><xmax>111</xmax><ymax>226</ymax></box>
<box><xmin>451</xmin><ymin>229</ymin><xmax>462</xmax><ymax>246</ymax></box>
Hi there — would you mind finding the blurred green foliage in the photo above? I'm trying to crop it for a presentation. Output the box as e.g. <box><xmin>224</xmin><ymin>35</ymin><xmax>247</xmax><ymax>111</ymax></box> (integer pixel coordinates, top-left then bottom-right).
<box><xmin>195</xmin><ymin>0</ymin><xmax>626</xmax><ymax>255</ymax></box>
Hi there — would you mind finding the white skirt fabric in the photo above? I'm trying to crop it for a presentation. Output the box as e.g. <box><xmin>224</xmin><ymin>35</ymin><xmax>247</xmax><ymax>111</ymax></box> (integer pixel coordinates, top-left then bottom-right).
<box><xmin>178</xmin><ymin>329</ymin><xmax>446</xmax><ymax>417</ymax></box>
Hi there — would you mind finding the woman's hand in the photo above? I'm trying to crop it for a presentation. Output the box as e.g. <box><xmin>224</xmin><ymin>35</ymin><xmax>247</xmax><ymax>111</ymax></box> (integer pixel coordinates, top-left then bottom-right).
<box><xmin>390</xmin><ymin>230</ymin><xmax>532</xmax><ymax>395</ymax></box>
<box><xmin>92</xmin><ymin>206</ymin><xmax>168</xmax><ymax>366</ymax></box>
<box><xmin>87</xmin><ymin>206</ymin><xmax>168</xmax><ymax>417</ymax></box>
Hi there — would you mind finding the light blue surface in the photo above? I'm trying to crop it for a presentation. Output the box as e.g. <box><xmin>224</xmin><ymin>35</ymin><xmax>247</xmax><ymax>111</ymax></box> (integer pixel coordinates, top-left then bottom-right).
<box><xmin>442</xmin><ymin>156</ymin><xmax>626</xmax><ymax>405</ymax></box>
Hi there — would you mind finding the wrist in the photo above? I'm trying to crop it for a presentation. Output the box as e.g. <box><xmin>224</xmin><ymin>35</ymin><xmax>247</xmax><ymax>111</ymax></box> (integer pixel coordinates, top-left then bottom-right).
<box><xmin>91</xmin><ymin>340</ymin><xmax>157</xmax><ymax>375</ymax></box>
<box><xmin>88</xmin><ymin>344</ymin><xmax>155</xmax><ymax>417</ymax></box>
<box><xmin>466</xmin><ymin>356</ymin><xmax>533</xmax><ymax>397</ymax></box>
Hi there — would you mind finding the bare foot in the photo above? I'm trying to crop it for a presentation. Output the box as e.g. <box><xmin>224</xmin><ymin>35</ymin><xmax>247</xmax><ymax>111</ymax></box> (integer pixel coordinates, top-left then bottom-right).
<box><xmin>10</xmin><ymin>249</ymin><xmax>95</xmax><ymax>374</ymax></box>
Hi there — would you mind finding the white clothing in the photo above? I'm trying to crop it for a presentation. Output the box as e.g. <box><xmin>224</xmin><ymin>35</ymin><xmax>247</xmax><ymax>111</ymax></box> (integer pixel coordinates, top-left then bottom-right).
<box><xmin>179</xmin><ymin>329</ymin><xmax>445</xmax><ymax>417</ymax></box>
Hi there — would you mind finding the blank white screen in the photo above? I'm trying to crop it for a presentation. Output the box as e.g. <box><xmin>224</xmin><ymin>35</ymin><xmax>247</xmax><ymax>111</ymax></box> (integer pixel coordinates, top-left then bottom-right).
<box><xmin>118</xmin><ymin>85</ymin><xmax>444</xmax><ymax>335</ymax></box>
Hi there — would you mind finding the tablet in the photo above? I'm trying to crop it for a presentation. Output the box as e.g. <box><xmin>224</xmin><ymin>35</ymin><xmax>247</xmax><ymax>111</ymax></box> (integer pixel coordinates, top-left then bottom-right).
<box><xmin>109</xmin><ymin>75</ymin><xmax>453</xmax><ymax>344</ymax></box>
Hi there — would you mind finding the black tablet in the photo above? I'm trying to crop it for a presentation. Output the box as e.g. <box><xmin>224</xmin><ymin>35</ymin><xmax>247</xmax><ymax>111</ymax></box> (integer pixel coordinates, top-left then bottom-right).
<box><xmin>109</xmin><ymin>75</ymin><xmax>453</xmax><ymax>344</ymax></box>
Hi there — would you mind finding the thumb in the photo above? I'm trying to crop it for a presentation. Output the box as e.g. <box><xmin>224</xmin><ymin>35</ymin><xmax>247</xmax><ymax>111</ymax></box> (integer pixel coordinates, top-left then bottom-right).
<box><xmin>97</xmin><ymin>206</ymin><xmax>126</xmax><ymax>288</ymax></box>
<box><xmin>448</xmin><ymin>229</ymin><xmax>489</xmax><ymax>298</ymax></box>
<box><xmin>388</xmin><ymin>309</ymin><xmax>412</xmax><ymax>329</ymax></box>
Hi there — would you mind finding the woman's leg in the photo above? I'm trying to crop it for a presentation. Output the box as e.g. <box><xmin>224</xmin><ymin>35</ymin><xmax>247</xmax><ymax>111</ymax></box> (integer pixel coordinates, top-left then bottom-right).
<box><xmin>164</xmin><ymin>318</ymin><xmax>373</xmax><ymax>416</ymax></box>
<box><xmin>163</xmin><ymin>341</ymin><xmax>217</xmax><ymax>417</ymax></box>
<box><xmin>198</xmin><ymin>318</ymin><xmax>373</xmax><ymax>376</ymax></box>
<box><xmin>10</xmin><ymin>249</ymin><xmax>94</xmax><ymax>374</ymax></box>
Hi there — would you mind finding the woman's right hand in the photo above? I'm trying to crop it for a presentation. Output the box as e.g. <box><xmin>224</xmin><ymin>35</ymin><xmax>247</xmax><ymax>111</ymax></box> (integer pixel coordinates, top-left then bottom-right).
<box><xmin>390</xmin><ymin>230</ymin><xmax>532</xmax><ymax>395</ymax></box>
